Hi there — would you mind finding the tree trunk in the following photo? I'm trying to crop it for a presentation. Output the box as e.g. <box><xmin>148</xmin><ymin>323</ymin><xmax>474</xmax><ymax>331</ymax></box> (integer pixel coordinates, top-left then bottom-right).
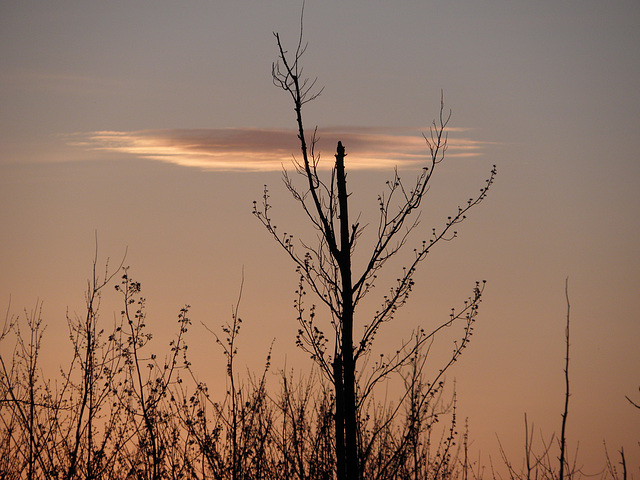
<box><xmin>335</xmin><ymin>141</ymin><xmax>359</xmax><ymax>480</ymax></box>
<box><xmin>333</xmin><ymin>355</ymin><xmax>346</xmax><ymax>480</ymax></box>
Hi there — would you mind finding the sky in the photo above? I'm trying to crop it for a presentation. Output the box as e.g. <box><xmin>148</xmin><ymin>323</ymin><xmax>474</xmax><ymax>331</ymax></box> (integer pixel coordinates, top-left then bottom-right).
<box><xmin>1</xmin><ymin>0</ymin><xmax>639</xmax><ymax>474</ymax></box>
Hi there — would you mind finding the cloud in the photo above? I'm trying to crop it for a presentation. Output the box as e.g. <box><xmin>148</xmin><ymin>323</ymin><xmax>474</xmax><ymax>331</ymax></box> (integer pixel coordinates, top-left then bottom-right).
<box><xmin>71</xmin><ymin>127</ymin><xmax>491</xmax><ymax>171</ymax></box>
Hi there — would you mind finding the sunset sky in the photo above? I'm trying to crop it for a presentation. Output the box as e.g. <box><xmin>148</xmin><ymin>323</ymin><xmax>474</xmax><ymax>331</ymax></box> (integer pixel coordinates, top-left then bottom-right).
<box><xmin>1</xmin><ymin>1</ymin><xmax>639</xmax><ymax>473</ymax></box>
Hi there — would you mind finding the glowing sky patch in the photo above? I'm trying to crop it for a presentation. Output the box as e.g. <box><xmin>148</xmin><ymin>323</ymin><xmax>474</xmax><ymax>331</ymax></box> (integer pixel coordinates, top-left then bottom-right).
<box><xmin>72</xmin><ymin>127</ymin><xmax>490</xmax><ymax>171</ymax></box>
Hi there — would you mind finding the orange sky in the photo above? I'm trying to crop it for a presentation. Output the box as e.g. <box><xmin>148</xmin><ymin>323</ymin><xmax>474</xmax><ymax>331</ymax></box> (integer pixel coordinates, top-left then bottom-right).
<box><xmin>1</xmin><ymin>1</ymin><xmax>639</xmax><ymax>474</ymax></box>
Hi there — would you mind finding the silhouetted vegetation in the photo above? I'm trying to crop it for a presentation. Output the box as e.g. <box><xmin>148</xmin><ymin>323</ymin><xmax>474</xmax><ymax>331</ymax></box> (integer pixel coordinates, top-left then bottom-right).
<box><xmin>1</xmin><ymin>259</ymin><xmax>636</xmax><ymax>480</ymax></box>
<box><xmin>0</xmin><ymin>259</ymin><xmax>471</xmax><ymax>480</ymax></box>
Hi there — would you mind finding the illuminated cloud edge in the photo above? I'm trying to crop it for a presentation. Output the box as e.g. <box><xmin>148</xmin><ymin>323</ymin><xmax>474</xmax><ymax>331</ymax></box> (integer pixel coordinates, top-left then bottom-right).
<box><xmin>70</xmin><ymin>127</ymin><xmax>492</xmax><ymax>171</ymax></box>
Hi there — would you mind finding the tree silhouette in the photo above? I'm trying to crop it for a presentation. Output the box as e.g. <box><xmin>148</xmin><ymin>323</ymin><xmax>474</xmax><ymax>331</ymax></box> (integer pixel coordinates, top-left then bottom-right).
<box><xmin>254</xmin><ymin>20</ymin><xmax>496</xmax><ymax>480</ymax></box>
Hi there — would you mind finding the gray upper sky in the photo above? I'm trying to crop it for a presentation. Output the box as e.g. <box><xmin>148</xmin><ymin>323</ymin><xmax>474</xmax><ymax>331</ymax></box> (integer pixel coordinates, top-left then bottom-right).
<box><xmin>1</xmin><ymin>1</ymin><xmax>639</xmax><ymax>472</ymax></box>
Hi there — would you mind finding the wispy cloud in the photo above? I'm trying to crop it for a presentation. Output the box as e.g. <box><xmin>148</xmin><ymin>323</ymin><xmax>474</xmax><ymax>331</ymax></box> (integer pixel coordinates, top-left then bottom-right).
<box><xmin>70</xmin><ymin>127</ymin><xmax>491</xmax><ymax>171</ymax></box>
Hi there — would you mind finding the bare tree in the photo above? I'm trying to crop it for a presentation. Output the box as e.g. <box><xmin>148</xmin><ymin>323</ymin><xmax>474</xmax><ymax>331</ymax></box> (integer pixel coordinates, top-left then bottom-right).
<box><xmin>60</xmin><ymin>250</ymin><xmax>126</xmax><ymax>480</ymax></box>
<box><xmin>254</xmin><ymin>16</ymin><xmax>496</xmax><ymax>480</ymax></box>
<box><xmin>0</xmin><ymin>301</ymin><xmax>48</xmax><ymax>479</ymax></box>
<box><xmin>0</xmin><ymin>248</ymin><xmax>128</xmax><ymax>480</ymax></box>
<box><xmin>559</xmin><ymin>279</ymin><xmax>570</xmax><ymax>480</ymax></box>
<box><xmin>113</xmin><ymin>268</ymin><xmax>192</xmax><ymax>480</ymax></box>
